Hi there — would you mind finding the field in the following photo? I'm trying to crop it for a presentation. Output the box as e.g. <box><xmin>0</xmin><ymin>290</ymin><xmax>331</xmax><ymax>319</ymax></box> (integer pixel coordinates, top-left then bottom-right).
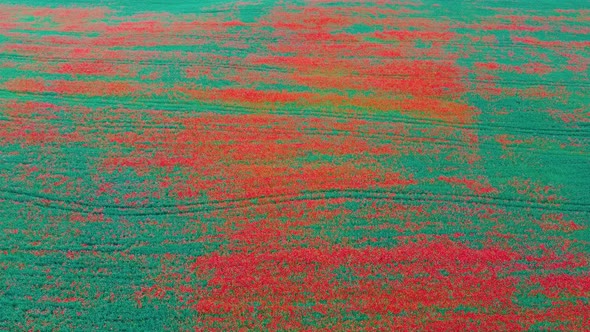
<box><xmin>0</xmin><ymin>0</ymin><xmax>589</xmax><ymax>330</ymax></box>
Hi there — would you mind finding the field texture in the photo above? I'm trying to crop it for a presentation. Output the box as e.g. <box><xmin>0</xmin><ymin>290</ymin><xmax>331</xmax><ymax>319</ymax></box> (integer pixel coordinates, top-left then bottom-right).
<box><xmin>0</xmin><ymin>0</ymin><xmax>589</xmax><ymax>330</ymax></box>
